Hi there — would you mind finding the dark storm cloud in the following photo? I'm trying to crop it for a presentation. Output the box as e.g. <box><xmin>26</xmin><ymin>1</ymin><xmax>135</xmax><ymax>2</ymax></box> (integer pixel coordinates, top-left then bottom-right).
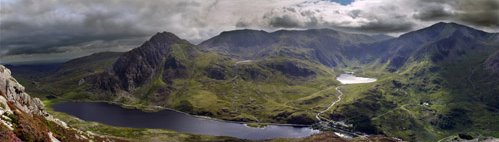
<box><xmin>335</xmin><ymin>21</ymin><xmax>414</xmax><ymax>33</ymax></box>
<box><xmin>1</xmin><ymin>0</ymin><xmax>499</xmax><ymax>64</ymax></box>
<box><xmin>268</xmin><ymin>15</ymin><xmax>303</xmax><ymax>28</ymax></box>
<box><xmin>413</xmin><ymin>5</ymin><xmax>453</xmax><ymax>21</ymax></box>
<box><xmin>458</xmin><ymin>12</ymin><xmax>499</xmax><ymax>28</ymax></box>
<box><xmin>259</xmin><ymin>0</ymin><xmax>499</xmax><ymax>34</ymax></box>
<box><xmin>0</xmin><ymin>0</ymin><xmax>225</xmax><ymax>63</ymax></box>
<box><xmin>455</xmin><ymin>0</ymin><xmax>499</xmax><ymax>28</ymax></box>
<box><xmin>0</xmin><ymin>0</ymin><xmax>309</xmax><ymax>63</ymax></box>
<box><xmin>0</xmin><ymin>0</ymin><xmax>150</xmax><ymax>56</ymax></box>
<box><xmin>263</xmin><ymin>2</ymin><xmax>414</xmax><ymax>33</ymax></box>
<box><xmin>413</xmin><ymin>0</ymin><xmax>499</xmax><ymax>28</ymax></box>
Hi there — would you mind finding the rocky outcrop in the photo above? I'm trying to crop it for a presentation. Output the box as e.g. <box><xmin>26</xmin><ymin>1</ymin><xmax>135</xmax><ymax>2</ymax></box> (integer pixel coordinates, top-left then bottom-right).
<box><xmin>97</xmin><ymin>32</ymin><xmax>194</xmax><ymax>92</ymax></box>
<box><xmin>0</xmin><ymin>65</ymin><xmax>121</xmax><ymax>142</ymax></box>
<box><xmin>265</xmin><ymin>61</ymin><xmax>316</xmax><ymax>78</ymax></box>
<box><xmin>205</xmin><ymin>67</ymin><xmax>226</xmax><ymax>80</ymax></box>
<box><xmin>0</xmin><ymin>65</ymin><xmax>47</xmax><ymax>117</ymax></box>
<box><xmin>485</xmin><ymin>52</ymin><xmax>499</xmax><ymax>74</ymax></box>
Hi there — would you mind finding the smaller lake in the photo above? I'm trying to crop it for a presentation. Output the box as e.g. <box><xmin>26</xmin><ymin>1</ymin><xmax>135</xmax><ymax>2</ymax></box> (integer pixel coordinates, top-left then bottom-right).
<box><xmin>336</xmin><ymin>74</ymin><xmax>377</xmax><ymax>84</ymax></box>
<box><xmin>52</xmin><ymin>102</ymin><xmax>319</xmax><ymax>140</ymax></box>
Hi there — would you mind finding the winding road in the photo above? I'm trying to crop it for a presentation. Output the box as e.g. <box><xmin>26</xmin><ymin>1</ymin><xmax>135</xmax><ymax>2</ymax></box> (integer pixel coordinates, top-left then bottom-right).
<box><xmin>315</xmin><ymin>73</ymin><xmax>377</xmax><ymax>123</ymax></box>
<box><xmin>310</xmin><ymin>73</ymin><xmax>379</xmax><ymax>138</ymax></box>
<box><xmin>315</xmin><ymin>86</ymin><xmax>343</xmax><ymax>122</ymax></box>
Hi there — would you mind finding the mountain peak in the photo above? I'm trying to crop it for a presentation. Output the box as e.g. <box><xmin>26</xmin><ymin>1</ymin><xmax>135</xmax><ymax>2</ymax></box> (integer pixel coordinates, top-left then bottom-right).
<box><xmin>433</xmin><ymin>21</ymin><xmax>456</xmax><ymax>26</ymax></box>
<box><xmin>148</xmin><ymin>31</ymin><xmax>184</xmax><ymax>44</ymax></box>
<box><xmin>110</xmin><ymin>31</ymin><xmax>194</xmax><ymax>91</ymax></box>
<box><xmin>429</xmin><ymin>22</ymin><xmax>471</xmax><ymax>30</ymax></box>
<box><xmin>400</xmin><ymin>22</ymin><xmax>487</xmax><ymax>39</ymax></box>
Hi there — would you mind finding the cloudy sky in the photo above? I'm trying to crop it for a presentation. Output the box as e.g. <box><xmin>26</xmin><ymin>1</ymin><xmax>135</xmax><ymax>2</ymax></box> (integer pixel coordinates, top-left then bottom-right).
<box><xmin>1</xmin><ymin>0</ymin><xmax>498</xmax><ymax>64</ymax></box>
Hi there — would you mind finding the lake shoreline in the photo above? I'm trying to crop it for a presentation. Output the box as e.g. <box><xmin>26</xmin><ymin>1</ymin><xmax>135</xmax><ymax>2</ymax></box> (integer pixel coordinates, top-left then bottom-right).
<box><xmin>49</xmin><ymin>100</ymin><xmax>314</xmax><ymax>127</ymax></box>
<box><xmin>50</xmin><ymin>101</ymin><xmax>320</xmax><ymax>140</ymax></box>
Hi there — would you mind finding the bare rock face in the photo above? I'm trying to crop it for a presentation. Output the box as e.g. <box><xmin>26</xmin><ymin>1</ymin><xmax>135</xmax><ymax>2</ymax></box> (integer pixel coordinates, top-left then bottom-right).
<box><xmin>0</xmin><ymin>65</ymin><xmax>121</xmax><ymax>142</ymax></box>
<box><xmin>110</xmin><ymin>32</ymin><xmax>191</xmax><ymax>91</ymax></box>
<box><xmin>485</xmin><ymin>52</ymin><xmax>499</xmax><ymax>74</ymax></box>
<box><xmin>0</xmin><ymin>65</ymin><xmax>46</xmax><ymax>116</ymax></box>
<box><xmin>89</xmin><ymin>32</ymin><xmax>194</xmax><ymax>95</ymax></box>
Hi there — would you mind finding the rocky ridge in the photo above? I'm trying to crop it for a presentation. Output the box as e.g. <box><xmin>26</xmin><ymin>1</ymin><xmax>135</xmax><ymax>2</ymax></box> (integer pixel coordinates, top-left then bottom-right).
<box><xmin>0</xmin><ymin>65</ymin><xmax>121</xmax><ymax>142</ymax></box>
<box><xmin>485</xmin><ymin>51</ymin><xmax>499</xmax><ymax>73</ymax></box>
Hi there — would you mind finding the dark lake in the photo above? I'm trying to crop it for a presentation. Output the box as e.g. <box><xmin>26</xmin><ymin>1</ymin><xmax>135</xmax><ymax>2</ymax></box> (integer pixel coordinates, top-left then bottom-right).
<box><xmin>52</xmin><ymin>102</ymin><xmax>320</xmax><ymax>140</ymax></box>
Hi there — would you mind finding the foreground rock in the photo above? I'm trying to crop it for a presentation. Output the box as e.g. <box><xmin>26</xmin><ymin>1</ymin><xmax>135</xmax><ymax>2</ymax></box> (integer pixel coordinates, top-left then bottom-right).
<box><xmin>0</xmin><ymin>65</ymin><xmax>126</xmax><ymax>142</ymax></box>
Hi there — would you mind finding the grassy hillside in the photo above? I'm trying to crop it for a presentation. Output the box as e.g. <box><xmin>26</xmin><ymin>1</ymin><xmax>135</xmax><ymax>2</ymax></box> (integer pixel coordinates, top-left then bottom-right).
<box><xmin>322</xmin><ymin>23</ymin><xmax>499</xmax><ymax>141</ymax></box>
<box><xmin>10</xmin><ymin>33</ymin><xmax>343</xmax><ymax>125</ymax></box>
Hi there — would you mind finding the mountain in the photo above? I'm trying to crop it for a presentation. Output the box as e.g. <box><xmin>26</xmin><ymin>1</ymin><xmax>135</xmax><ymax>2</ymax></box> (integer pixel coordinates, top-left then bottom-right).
<box><xmin>94</xmin><ymin>32</ymin><xmax>197</xmax><ymax>92</ymax></box>
<box><xmin>56</xmin><ymin>31</ymin><xmax>338</xmax><ymax>125</ymax></box>
<box><xmin>6</xmin><ymin>22</ymin><xmax>499</xmax><ymax>141</ymax></box>
<box><xmin>0</xmin><ymin>64</ymin><xmax>400</xmax><ymax>142</ymax></box>
<box><xmin>5</xmin><ymin>52</ymin><xmax>123</xmax><ymax>100</ymax></box>
<box><xmin>55</xmin><ymin>52</ymin><xmax>123</xmax><ymax>77</ymax></box>
<box><xmin>200</xmin><ymin>29</ymin><xmax>391</xmax><ymax>67</ymax></box>
<box><xmin>352</xmin><ymin>22</ymin><xmax>498</xmax><ymax>72</ymax></box>
<box><xmin>325</xmin><ymin>22</ymin><xmax>499</xmax><ymax>141</ymax></box>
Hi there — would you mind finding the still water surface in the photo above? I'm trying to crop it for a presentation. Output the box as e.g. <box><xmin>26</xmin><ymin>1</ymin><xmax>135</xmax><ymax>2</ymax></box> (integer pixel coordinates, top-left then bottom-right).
<box><xmin>336</xmin><ymin>73</ymin><xmax>377</xmax><ymax>84</ymax></box>
<box><xmin>52</xmin><ymin>102</ymin><xmax>319</xmax><ymax>140</ymax></box>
